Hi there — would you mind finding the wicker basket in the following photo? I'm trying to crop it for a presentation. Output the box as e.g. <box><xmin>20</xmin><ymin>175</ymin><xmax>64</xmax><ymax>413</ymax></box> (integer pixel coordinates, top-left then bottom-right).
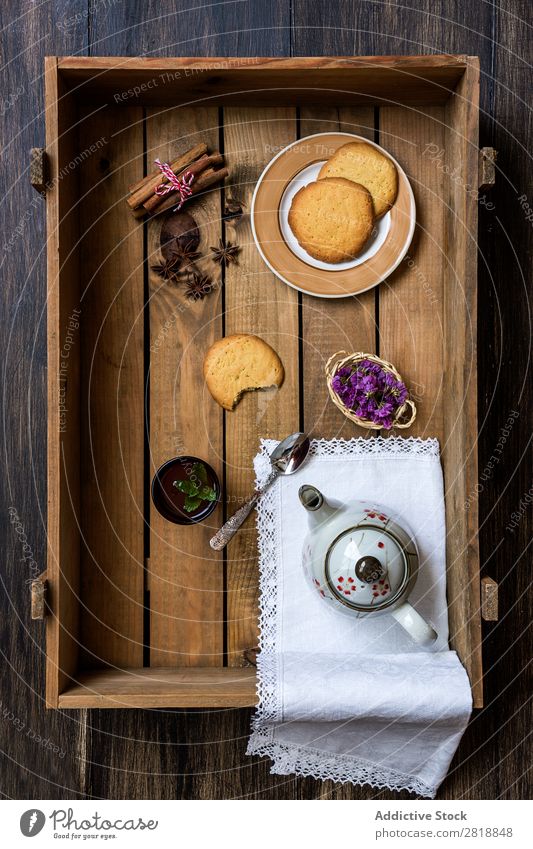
<box><xmin>325</xmin><ymin>351</ymin><xmax>417</xmax><ymax>430</ymax></box>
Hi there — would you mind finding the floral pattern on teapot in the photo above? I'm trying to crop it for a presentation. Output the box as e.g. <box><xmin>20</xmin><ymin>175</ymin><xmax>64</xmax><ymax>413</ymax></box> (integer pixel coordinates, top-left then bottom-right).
<box><xmin>298</xmin><ymin>486</ymin><xmax>438</xmax><ymax>646</ymax></box>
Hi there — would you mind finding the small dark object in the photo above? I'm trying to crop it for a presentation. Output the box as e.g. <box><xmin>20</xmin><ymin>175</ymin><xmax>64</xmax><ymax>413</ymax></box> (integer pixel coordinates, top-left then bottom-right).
<box><xmin>151</xmin><ymin>253</ymin><xmax>181</xmax><ymax>280</ymax></box>
<box><xmin>185</xmin><ymin>271</ymin><xmax>215</xmax><ymax>301</ymax></box>
<box><xmin>211</xmin><ymin>238</ymin><xmax>241</xmax><ymax>267</ymax></box>
<box><xmin>173</xmin><ymin>461</ymin><xmax>218</xmax><ymax>512</ymax></box>
<box><xmin>355</xmin><ymin>556</ymin><xmax>385</xmax><ymax>584</ymax></box>
<box><xmin>223</xmin><ymin>197</ymin><xmax>245</xmax><ymax>222</ymax></box>
<box><xmin>151</xmin><ymin>456</ymin><xmax>220</xmax><ymax>525</ymax></box>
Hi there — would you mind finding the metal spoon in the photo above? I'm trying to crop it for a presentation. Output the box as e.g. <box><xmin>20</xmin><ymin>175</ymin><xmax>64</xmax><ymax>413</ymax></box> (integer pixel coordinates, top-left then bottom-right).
<box><xmin>209</xmin><ymin>432</ymin><xmax>311</xmax><ymax>551</ymax></box>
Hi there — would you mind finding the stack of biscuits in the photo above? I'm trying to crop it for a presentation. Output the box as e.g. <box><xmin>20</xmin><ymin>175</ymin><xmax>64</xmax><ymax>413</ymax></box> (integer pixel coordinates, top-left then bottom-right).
<box><xmin>288</xmin><ymin>142</ymin><xmax>399</xmax><ymax>263</ymax></box>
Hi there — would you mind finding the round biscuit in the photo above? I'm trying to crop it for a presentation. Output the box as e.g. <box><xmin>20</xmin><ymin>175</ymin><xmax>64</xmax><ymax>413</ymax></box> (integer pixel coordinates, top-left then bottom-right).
<box><xmin>318</xmin><ymin>141</ymin><xmax>398</xmax><ymax>217</ymax></box>
<box><xmin>203</xmin><ymin>333</ymin><xmax>284</xmax><ymax>411</ymax></box>
<box><xmin>288</xmin><ymin>177</ymin><xmax>374</xmax><ymax>263</ymax></box>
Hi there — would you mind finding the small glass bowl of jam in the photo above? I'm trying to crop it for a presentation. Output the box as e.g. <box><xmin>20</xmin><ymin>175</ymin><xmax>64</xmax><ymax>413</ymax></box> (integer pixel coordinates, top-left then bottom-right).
<box><xmin>151</xmin><ymin>456</ymin><xmax>220</xmax><ymax>525</ymax></box>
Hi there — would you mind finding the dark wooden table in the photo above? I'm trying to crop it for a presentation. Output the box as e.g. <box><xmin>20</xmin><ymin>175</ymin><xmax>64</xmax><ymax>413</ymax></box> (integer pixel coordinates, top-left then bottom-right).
<box><xmin>1</xmin><ymin>0</ymin><xmax>531</xmax><ymax>800</ymax></box>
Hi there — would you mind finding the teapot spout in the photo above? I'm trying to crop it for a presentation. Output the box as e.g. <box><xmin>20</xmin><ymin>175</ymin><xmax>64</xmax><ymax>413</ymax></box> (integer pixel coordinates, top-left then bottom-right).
<box><xmin>299</xmin><ymin>484</ymin><xmax>324</xmax><ymax>512</ymax></box>
<box><xmin>299</xmin><ymin>485</ymin><xmax>336</xmax><ymax>528</ymax></box>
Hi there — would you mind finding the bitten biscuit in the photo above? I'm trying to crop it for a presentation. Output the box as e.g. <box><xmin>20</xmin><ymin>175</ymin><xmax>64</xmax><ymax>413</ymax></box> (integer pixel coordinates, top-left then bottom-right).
<box><xmin>288</xmin><ymin>177</ymin><xmax>374</xmax><ymax>263</ymax></box>
<box><xmin>203</xmin><ymin>334</ymin><xmax>284</xmax><ymax>411</ymax></box>
<box><xmin>318</xmin><ymin>142</ymin><xmax>398</xmax><ymax>217</ymax></box>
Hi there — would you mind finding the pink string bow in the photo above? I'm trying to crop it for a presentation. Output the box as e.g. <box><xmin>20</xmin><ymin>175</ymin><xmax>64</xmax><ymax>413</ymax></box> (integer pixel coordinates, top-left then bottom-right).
<box><xmin>154</xmin><ymin>158</ymin><xmax>194</xmax><ymax>209</ymax></box>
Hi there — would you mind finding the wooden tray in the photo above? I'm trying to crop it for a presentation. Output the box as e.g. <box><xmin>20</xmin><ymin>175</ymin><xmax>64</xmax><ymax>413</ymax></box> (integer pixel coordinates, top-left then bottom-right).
<box><xmin>42</xmin><ymin>56</ymin><xmax>484</xmax><ymax>709</ymax></box>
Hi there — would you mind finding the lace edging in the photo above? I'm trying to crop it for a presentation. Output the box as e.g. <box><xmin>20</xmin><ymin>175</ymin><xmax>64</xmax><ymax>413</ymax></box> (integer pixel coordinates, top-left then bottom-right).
<box><xmin>257</xmin><ymin>436</ymin><xmax>440</xmax><ymax>474</ymax></box>
<box><xmin>247</xmin><ymin>732</ymin><xmax>436</xmax><ymax>798</ymax></box>
<box><xmin>309</xmin><ymin>435</ymin><xmax>440</xmax><ymax>457</ymax></box>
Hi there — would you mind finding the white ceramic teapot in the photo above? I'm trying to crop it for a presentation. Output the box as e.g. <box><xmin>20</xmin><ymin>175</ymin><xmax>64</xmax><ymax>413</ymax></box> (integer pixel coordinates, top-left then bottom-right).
<box><xmin>299</xmin><ymin>485</ymin><xmax>437</xmax><ymax>646</ymax></box>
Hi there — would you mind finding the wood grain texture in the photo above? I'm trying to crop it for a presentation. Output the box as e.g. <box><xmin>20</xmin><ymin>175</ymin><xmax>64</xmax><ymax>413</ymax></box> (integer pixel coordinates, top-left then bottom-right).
<box><xmin>1</xmin><ymin>0</ymin><xmax>531</xmax><ymax>803</ymax></box>
<box><xmin>146</xmin><ymin>106</ymin><xmax>224</xmax><ymax>667</ymax></box>
<box><xmin>59</xmin><ymin>667</ymin><xmax>257</xmax><ymax>708</ymax></box>
<box><xmin>299</xmin><ymin>107</ymin><xmax>377</xmax><ymax>439</ymax></box>
<box><xmin>56</xmin><ymin>56</ymin><xmax>468</xmax><ymax>107</ymax></box>
<box><xmin>44</xmin><ymin>58</ymin><xmax>82</xmax><ymax>704</ymax></box>
<box><xmin>78</xmin><ymin>104</ymin><xmax>145</xmax><ymax>669</ymax></box>
<box><xmin>377</xmin><ymin>97</ymin><xmax>483</xmax><ymax>707</ymax></box>
<box><xmin>293</xmin><ymin>0</ymin><xmax>530</xmax><ymax>802</ymax></box>
<box><xmin>473</xmin><ymin>0</ymin><xmax>533</xmax><ymax>800</ymax></box>
<box><xmin>223</xmin><ymin>107</ymin><xmax>300</xmax><ymax>665</ymax></box>
<box><xmin>0</xmin><ymin>0</ymin><xmax>88</xmax><ymax>799</ymax></box>
<box><xmin>441</xmin><ymin>66</ymin><xmax>483</xmax><ymax>707</ymax></box>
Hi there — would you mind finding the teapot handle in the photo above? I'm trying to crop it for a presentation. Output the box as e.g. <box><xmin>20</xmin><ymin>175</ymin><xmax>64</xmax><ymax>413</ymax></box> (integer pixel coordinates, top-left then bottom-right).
<box><xmin>391</xmin><ymin>602</ymin><xmax>437</xmax><ymax>647</ymax></box>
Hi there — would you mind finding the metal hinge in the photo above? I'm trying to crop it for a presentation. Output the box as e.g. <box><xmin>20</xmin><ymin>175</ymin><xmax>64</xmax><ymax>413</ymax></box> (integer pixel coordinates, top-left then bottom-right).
<box><xmin>31</xmin><ymin>571</ymin><xmax>48</xmax><ymax>620</ymax></box>
<box><xmin>479</xmin><ymin>147</ymin><xmax>497</xmax><ymax>192</ymax></box>
<box><xmin>481</xmin><ymin>576</ymin><xmax>499</xmax><ymax>621</ymax></box>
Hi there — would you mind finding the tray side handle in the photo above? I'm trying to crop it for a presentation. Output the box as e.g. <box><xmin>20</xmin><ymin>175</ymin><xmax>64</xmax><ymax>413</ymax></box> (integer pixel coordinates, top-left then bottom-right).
<box><xmin>31</xmin><ymin>571</ymin><xmax>48</xmax><ymax>620</ymax></box>
<box><xmin>481</xmin><ymin>576</ymin><xmax>499</xmax><ymax>621</ymax></box>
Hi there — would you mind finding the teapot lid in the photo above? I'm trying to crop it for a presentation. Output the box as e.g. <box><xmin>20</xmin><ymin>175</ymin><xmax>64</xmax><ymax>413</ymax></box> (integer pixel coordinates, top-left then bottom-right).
<box><xmin>325</xmin><ymin>510</ymin><xmax>416</xmax><ymax>611</ymax></box>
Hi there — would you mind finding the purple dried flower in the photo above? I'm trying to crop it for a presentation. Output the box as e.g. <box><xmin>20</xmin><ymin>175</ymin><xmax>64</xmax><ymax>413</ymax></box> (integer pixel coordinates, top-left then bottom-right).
<box><xmin>337</xmin><ymin>367</ymin><xmax>352</xmax><ymax>380</ymax></box>
<box><xmin>374</xmin><ymin>401</ymin><xmax>395</xmax><ymax>420</ymax></box>
<box><xmin>344</xmin><ymin>387</ymin><xmax>357</xmax><ymax>407</ymax></box>
<box><xmin>397</xmin><ymin>384</ymin><xmax>408</xmax><ymax>404</ymax></box>
<box><xmin>332</xmin><ymin>358</ymin><xmax>409</xmax><ymax>429</ymax></box>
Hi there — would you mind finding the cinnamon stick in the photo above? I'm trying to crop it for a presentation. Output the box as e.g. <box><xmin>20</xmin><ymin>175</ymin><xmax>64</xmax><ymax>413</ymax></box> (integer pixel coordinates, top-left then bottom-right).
<box><xmin>151</xmin><ymin>167</ymin><xmax>229</xmax><ymax>217</ymax></box>
<box><xmin>126</xmin><ymin>142</ymin><xmax>207</xmax><ymax>209</ymax></box>
<box><xmin>128</xmin><ymin>141</ymin><xmax>207</xmax><ymax>198</ymax></box>
<box><xmin>143</xmin><ymin>153</ymin><xmax>224</xmax><ymax>214</ymax></box>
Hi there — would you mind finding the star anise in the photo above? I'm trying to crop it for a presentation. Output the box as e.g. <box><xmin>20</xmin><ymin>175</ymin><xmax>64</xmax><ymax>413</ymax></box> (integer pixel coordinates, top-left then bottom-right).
<box><xmin>151</xmin><ymin>252</ymin><xmax>181</xmax><ymax>280</ymax></box>
<box><xmin>185</xmin><ymin>271</ymin><xmax>215</xmax><ymax>301</ymax></box>
<box><xmin>210</xmin><ymin>239</ymin><xmax>241</xmax><ymax>267</ymax></box>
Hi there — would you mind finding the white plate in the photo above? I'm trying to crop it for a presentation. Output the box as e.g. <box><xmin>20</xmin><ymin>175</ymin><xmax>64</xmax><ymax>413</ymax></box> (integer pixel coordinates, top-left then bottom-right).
<box><xmin>251</xmin><ymin>132</ymin><xmax>416</xmax><ymax>299</ymax></box>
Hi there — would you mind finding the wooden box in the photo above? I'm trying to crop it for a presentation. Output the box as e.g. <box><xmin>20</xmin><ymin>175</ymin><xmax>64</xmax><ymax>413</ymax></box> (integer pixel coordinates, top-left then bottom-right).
<box><xmin>44</xmin><ymin>56</ymin><xmax>482</xmax><ymax>708</ymax></box>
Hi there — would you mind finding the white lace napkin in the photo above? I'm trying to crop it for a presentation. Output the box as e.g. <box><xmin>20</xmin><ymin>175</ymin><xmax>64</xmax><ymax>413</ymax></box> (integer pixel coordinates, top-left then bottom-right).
<box><xmin>247</xmin><ymin>437</ymin><xmax>472</xmax><ymax>798</ymax></box>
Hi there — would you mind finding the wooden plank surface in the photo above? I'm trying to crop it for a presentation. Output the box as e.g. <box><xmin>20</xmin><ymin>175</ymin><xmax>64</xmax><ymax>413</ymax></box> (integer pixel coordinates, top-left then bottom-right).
<box><xmin>55</xmin><ymin>56</ymin><xmax>467</xmax><ymax>108</ymax></box>
<box><xmin>442</xmin><ymin>67</ymin><xmax>483</xmax><ymax>707</ymax></box>
<box><xmin>223</xmin><ymin>107</ymin><xmax>300</xmax><ymax>665</ymax></box>
<box><xmin>78</xmin><ymin>104</ymin><xmax>145</xmax><ymax>668</ymax></box>
<box><xmin>0</xmin><ymin>0</ymin><xmax>89</xmax><ymax>798</ymax></box>
<box><xmin>146</xmin><ymin>106</ymin><xmax>224</xmax><ymax>667</ymax></box>
<box><xmin>299</xmin><ymin>107</ymin><xmax>377</xmax><ymax>439</ymax></box>
<box><xmin>59</xmin><ymin>667</ymin><xmax>257</xmax><ymax>708</ymax></box>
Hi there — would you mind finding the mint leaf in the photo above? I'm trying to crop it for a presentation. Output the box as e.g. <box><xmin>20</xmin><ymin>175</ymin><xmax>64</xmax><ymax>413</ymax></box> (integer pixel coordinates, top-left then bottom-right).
<box><xmin>199</xmin><ymin>485</ymin><xmax>217</xmax><ymax>502</ymax></box>
<box><xmin>174</xmin><ymin>479</ymin><xmax>198</xmax><ymax>496</ymax></box>
<box><xmin>192</xmin><ymin>462</ymin><xmax>208</xmax><ymax>484</ymax></box>
<box><xmin>184</xmin><ymin>496</ymin><xmax>202</xmax><ymax>512</ymax></box>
